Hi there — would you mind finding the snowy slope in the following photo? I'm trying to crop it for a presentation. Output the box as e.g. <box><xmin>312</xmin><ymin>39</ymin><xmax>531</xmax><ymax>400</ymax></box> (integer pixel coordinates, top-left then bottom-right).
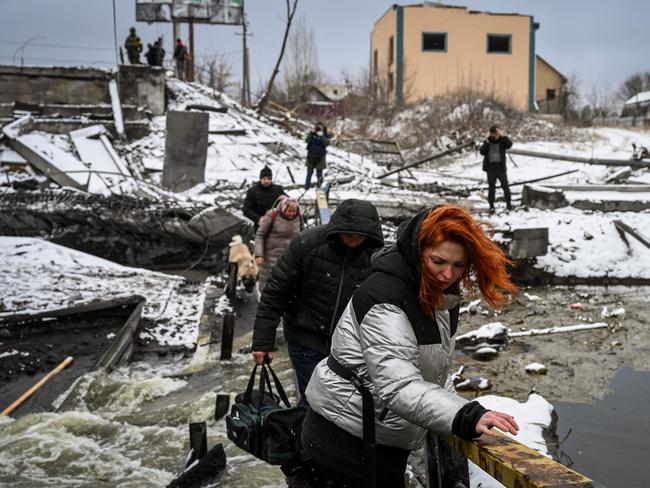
<box><xmin>0</xmin><ymin>237</ymin><xmax>204</xmax><ymax>348</ymax></box>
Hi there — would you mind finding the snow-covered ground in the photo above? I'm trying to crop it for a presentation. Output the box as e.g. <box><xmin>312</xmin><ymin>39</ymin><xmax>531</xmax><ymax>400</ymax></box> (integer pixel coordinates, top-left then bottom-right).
<box><xmin>0</xmin><ymin>237</ymin><xmax>205</xmax><ymax>348</ymax></box>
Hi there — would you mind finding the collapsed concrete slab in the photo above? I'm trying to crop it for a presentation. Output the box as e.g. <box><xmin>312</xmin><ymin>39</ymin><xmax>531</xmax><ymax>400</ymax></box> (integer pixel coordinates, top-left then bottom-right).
<box><xmin>0</xmin><ymin>190</ymin><xmax>246</xmax><ymax>268</ymax></box>
<box><xmin>70</xmin><ymin>125</ymin><xmax>134</xmax><ymax>194</ymax></box>
<box><xmin>2</xmin><ymin>115</ymin><xmax>89</xmax><ymax>190</ymax></box>
<box><xmin>521</xmin><ymin>184</ymin><xmax>569</xmax><ymax>210</ymax></box>
<box><xmin>162</xmin><ymin>111</ymin><xmax>209</xmax><ymax>192</ymax></box>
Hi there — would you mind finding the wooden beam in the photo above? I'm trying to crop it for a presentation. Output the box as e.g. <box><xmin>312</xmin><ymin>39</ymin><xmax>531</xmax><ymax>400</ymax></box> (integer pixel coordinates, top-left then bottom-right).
<box><xmin>1</xmin><ymin>357</ymin><xmax>74</xmax><ymax>417</ymax></box>
<box><xmin>442</xmin><ymin>432</ymin><xmax>598</xmax><ymax>488</ymax></box>
<box><xmin>613</xmin><ymin>220</ymin><xmax>650</xmax><ymax>250</ymax></box>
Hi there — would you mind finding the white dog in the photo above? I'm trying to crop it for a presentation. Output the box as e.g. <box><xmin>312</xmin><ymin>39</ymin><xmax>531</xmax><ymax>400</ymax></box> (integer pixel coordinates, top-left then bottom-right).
<box><xmin>228</xmin><ymin>235</ymin><xmax>259</xmax><ymax>295</ymax></box>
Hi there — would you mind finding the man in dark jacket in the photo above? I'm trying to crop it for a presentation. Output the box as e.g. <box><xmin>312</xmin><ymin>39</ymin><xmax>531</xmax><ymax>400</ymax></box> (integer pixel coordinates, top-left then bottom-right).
<box><xmin>251</xmin><ymin>199</ymin><xmax>384</xmax><ymax>406</ymax></box>
<box><xmin>480</xmin><ymin>124</ymin><xmax>513</xmax><ymax>213</ymax></box>
<box><xmin>242</xmin><ymin>165</ymin><xmax>285</xmax><ymax>230</ymax></box>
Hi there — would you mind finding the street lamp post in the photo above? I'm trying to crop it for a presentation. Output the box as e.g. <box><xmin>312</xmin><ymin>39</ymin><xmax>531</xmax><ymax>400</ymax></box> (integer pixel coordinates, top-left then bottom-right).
<box><xmin>12</xmin><ymin>36</ymin><xmax>46</xmax><ymax>67</ymax></box>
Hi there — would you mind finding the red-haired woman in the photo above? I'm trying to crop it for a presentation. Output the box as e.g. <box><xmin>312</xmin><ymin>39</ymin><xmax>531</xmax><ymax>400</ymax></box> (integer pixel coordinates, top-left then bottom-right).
<box><xmin>300</xmin><ymin>204</ymin><xmax>519</xmax><ymax>487</ymax></box>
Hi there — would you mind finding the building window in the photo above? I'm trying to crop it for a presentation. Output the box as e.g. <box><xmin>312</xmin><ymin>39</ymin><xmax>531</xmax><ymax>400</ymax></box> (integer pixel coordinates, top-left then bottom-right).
<box><xmin>388</xmin><ymin>72</ymin><xmax>394</xmax><ymax>92</ymax></box>
<box><xmin>422</xmin><ymin>32</ymin><xmax>447</xmax><ymax>52</ymax></box>
<box><xmin>487</xmin><ymin>34</ymin><xmax>511</xmax><ymax>54</ymax></box>
<box><xmin>388</xmin><ymin>36</ymin><xmax>394</xmax><ymax>65</ymax></box>
<box><xmin>373</xmin><ymin>49</ymin><xmax>378</xmax><ymax>77</ymax></box>
<box><xmin>546</xmin><ymin>88</ymin><xmax>556</xmax><ymax>101</ymax></box>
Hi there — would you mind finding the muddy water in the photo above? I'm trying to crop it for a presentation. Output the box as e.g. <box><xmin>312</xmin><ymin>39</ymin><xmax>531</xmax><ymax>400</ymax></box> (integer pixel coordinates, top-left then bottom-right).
<box><xmin>0</xmin><ymin>349</ymin><xmax>292</xmax><ymax>487</ymax></box>
<box><xmin>554</xmin><ymin>367</ymin><xmax>650</xmax><ymax>488</ymax></box>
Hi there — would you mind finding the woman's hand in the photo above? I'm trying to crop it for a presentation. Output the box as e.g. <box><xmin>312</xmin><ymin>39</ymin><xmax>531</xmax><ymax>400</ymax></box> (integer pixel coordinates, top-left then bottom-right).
<box><xmin>251</xmin><ymin>351</ymin><xmax>272</xmax><ymax>365</ymax></box>
<box><xmin>255</xmin><ymin>256</ymin><xmax>264</xmax><ymax>266</ymax></box>
<box><xmin>475</xmin><ymin>410</ymin><xmax>519</xmax><ymax>436</ymax></box>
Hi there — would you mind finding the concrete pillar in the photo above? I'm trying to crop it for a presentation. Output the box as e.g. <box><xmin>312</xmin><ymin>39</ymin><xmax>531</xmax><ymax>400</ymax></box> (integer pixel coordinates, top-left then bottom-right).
<box><xmin>162</xmin><ymin>111</ymin><xmax>209</xmax><ymax>192</ymax></box>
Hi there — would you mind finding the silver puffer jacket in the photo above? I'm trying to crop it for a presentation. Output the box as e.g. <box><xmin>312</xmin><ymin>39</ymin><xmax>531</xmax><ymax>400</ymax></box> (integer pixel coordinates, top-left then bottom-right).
<box><xmin>306</xmin><ymin>294</ymin><xmax>466</xmax><ymax>451</ymax></box>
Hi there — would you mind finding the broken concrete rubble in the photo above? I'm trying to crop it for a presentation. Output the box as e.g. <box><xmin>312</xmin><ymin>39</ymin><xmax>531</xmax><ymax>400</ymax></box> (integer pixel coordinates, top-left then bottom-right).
<box><xmin>162</xmin><ymin>111</ymin><xmax>209</xmax><ymax>192</ymax></box>
<box><xmin>0</xmin><ymin>191</ymin><xmax>245</xmax><ymax>268</ymax></box>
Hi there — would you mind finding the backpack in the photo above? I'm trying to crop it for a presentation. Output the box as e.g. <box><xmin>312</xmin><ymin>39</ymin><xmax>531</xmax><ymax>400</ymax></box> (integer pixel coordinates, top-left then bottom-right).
<box><xmin>226</xmin><ymin>361</ymin><xmax>306</xmax><ymax>465</ymax></box>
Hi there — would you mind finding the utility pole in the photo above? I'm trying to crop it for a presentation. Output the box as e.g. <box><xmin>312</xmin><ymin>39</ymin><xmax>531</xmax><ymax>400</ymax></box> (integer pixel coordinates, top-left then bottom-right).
<box><xmin>188</xmin><ymin>5</ymin><xmax>195</xmax><ymax>82</ymax></box>
<box><xmin>236</xmin><ymin>7</ymin><xmax>251</xmax><ymax>106</ymax></box>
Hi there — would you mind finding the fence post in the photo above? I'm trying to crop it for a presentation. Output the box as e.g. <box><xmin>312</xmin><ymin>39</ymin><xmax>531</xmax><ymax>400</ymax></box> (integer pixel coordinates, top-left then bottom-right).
<box><xmin>187</xmin><ymin>421</ymin><xmax>208</xmax><ymax>467</ymax></box>
<box><xmin>215</xmin><ymin>393</ymin><xmax>230</xmax><ymax>420</ymax></box>
<box><xmin>426</xmin><ymin>433</ymin><xmax>469</xmax><ymax>488</ymax></box>
<box><xmin>220</xmin><ymin>311</ymin><xmax>235</xmax><ymax>360</ymax></box>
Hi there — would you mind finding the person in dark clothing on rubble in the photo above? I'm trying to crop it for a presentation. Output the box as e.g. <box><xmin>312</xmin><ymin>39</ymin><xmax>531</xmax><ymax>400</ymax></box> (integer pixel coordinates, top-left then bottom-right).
<box><xmin>250</xmin><ymin>198</ymin><xmax>384</xmax><ymax>408</ymax></box>
<box><xmin>304</xmin><ymin>122</ymin><xmax>330</xmax><ymax>190</ymax></box>
<box><xmin>152</xmin><ymin>37</ymin><xmax>165</xmax><ymax>67</ymax></box>
<box><xmin>243</xmin><ymin>165</ymin><xmax>285</xmax><ymax>231</ymax></box>
<box><xmin>480</xmin><ymin>124</ymin><xmax>513</xmax><ymax>213</ymax></box>
<box><xmin>124</xmin><ymin>27</ymin><xmax>143</xmax><ymax>65</ymax></box>
<box><xmin>144</xmin><ymin>43</ymin><xmax>157</xmax><ymax>66</ymax></box>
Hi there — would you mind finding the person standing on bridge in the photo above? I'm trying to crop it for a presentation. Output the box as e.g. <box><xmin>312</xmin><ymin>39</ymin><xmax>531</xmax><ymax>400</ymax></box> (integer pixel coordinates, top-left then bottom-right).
<box><xmin>480</xmin><ymin>124</ymin><xmax>513</xmax><ymax>214</ymax></box>
<box><xmin>243</xmin><ymin>165</ymin><xmax>285</xmax><ymax>232</ymax></box>
<box><xmin>124</xmin><ymin>27</ymin><xmax>143</xmax><ymax>65</ymax></box>
<box><xmin>302</xmin><ymin>204</ymin><xmax>519</xmax><ymax>487</ymax></box>
<box><xmin>304</xmin><ymin>122</ymin><xmax>331</xmax><ymax>190</ymax></box>
<box><xmin>250</xmin><ymin>199</ymin><xmax>384</xmax><ymax>408</ymax></box>
<box><xmin>254</xmin><ymin>196</ymin><xmax>303</xmax><ymax>292</ymax></box>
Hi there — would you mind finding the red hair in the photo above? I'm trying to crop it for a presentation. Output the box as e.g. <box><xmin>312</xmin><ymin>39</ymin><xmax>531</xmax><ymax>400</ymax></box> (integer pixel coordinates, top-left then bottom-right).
<box><xmin>417</xmin><ymin>205</ymin><xmax>517</xmax><ymax>316</ymax></box>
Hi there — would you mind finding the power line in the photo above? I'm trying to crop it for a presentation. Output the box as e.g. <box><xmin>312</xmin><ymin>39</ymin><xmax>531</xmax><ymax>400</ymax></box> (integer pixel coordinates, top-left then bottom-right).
<box><xmin>0</xmin><ymin>54</ymin><xmax>115</xmax><ymax>65</ymax></box>
<box><xmin>0</xmin><ymin>39</ymin><xmax>115</xmax><ymax>52</ymax></box>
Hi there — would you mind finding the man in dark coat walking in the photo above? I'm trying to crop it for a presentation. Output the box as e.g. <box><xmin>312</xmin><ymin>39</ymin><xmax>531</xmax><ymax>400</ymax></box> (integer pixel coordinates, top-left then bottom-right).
<box><xmin>480</xmin><ymin>124</ymin><xmax>513</xmax><ymax>213</ymax></box>
<box><xmin>250</xmin><ymin>198</ymin><xmax>384</xmax><ymax>407</ymax></box>
<box><xmin>243</xmin><ymin>165</ymin><xmax>285</xmax><ymax>230</ymax></box>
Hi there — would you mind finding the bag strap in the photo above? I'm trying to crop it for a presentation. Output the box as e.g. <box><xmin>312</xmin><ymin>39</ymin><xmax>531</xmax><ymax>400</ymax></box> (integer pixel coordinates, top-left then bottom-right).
<box><xmin>263</xmin><ymin>361</ymin><xmax>292</xmax><ymax>408</ymax></box>
<box><xmin>243</xmin><ymin>363</ymin><xmax>259</xmax><ymax>404</ymax></box>
<box><xmin>327</xmin><ymin>355</ymin><xmax>377</xmax><ymax>488</ymax></box>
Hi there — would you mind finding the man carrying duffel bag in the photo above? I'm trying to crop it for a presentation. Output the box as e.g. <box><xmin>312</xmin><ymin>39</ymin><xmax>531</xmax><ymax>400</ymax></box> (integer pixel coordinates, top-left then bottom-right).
<box><xmin>226</xmin><ymin>359</ymin><xmax>307</xmax><ymax>475</ymax></box>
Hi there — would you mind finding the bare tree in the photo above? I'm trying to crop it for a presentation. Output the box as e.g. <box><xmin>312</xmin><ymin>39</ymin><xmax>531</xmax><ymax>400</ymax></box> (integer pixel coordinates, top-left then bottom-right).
<box><xmin>197</xmin><ymin>53</ymin><xmax>235</xmax><ymax>95</ymax></box>
<box><xmin>618</xmin><ymin>71</ymin><xmax>650</xmax><ymax>101</ymax></box>
<box><xmin>560</xmin><ymin>74</ymin><xmax>582</xmax><ymax>123</ymax></box>
<box><xmin>281</xmin><ymin>16</ymin><xmax>322</xmax><ymax>106</ymax></box>
<box><xmin>256</xmin><ymin>0</ymin><xmax>299</xmax><ymax>113</ymax></box>
<box><xmin>586</xmin><ymin>82</ymin><xmax>617</xmax><ymax>121</ymax></box>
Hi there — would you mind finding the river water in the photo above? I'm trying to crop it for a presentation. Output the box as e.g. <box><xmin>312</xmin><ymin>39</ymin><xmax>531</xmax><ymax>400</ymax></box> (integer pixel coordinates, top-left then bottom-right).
<box><xmin>554</xmin><ymin>367</ymin><xmax>650</xmax><ymax>488</ymax></box>
<box><xmin>0</xmin><ymin>349</ymin><xmax>292</xmax><ymax>487</ymax></box>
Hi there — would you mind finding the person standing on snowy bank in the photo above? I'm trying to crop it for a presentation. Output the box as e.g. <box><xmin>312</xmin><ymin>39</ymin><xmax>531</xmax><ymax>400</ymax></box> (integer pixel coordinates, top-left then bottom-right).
<box><xmin>480</xmin><ymin>124</ymin><xmax>513</xmax><ymax>213</ymax></box>
<box><xmin>301</xmin><ymin>204</ymin><xmax>519</xmax><ymax>487</ymax></box>
<box><xmin>304</xmin><ymin>122</ymin><xmax>330</xmax><ymax>190</ymax></box>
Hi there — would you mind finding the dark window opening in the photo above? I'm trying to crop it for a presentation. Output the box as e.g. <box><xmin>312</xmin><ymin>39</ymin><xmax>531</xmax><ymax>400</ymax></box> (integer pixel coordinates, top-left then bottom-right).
<box><xmin>422</xmin><ymin>32</ymin><xmax>446</xmax><ymax>52</ymax></box>
<box><xmin>388</xmin><ymin>36</ymin><xmax>394</xmax><ymax>65</ymax></box>
<box><xmin>388</xmin><ymin>72</ymin><xmax>394</xmax><ymax>92</ymax></box>
<box><xmin>373</xmin><ymin>49</ymin><xmax>378</xmax><ymax>77</ymax></box>
<box><xmin>487</xmin><ymin>34</ymin><xmax>511</xmax><ymax>53</ymax></box>
<box><xmin>546</xmin><ymin>88</ymin><xmax>556</xmax><ymax>101</ymax></box>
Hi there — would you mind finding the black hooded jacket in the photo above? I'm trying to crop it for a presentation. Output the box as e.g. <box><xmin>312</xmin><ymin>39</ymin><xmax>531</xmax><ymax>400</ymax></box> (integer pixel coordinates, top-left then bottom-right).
<box><xmin>242</xmin><ymin>182</ymin><xmax>285</xmax><ymax>226</ymax></box>
<box><xmin>252</xmin><ymin>199</ymin><xmax>384</xmax><ymax>355</ymax></box>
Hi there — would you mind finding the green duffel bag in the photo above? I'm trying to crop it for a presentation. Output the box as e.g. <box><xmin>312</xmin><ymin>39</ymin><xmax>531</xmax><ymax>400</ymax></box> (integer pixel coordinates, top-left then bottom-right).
<box><xmin>226</xmin><ymin>361</ymin><xmax>306</xmax><ymax>465</ymax></box>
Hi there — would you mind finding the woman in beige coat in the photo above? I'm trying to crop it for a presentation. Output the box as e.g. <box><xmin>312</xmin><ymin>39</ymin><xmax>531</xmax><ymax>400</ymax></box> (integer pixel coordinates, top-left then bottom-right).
<box><xmin>254</xmin><ymin>197</ymin><xmax>302</xmax><ymax>292</ymax></box>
